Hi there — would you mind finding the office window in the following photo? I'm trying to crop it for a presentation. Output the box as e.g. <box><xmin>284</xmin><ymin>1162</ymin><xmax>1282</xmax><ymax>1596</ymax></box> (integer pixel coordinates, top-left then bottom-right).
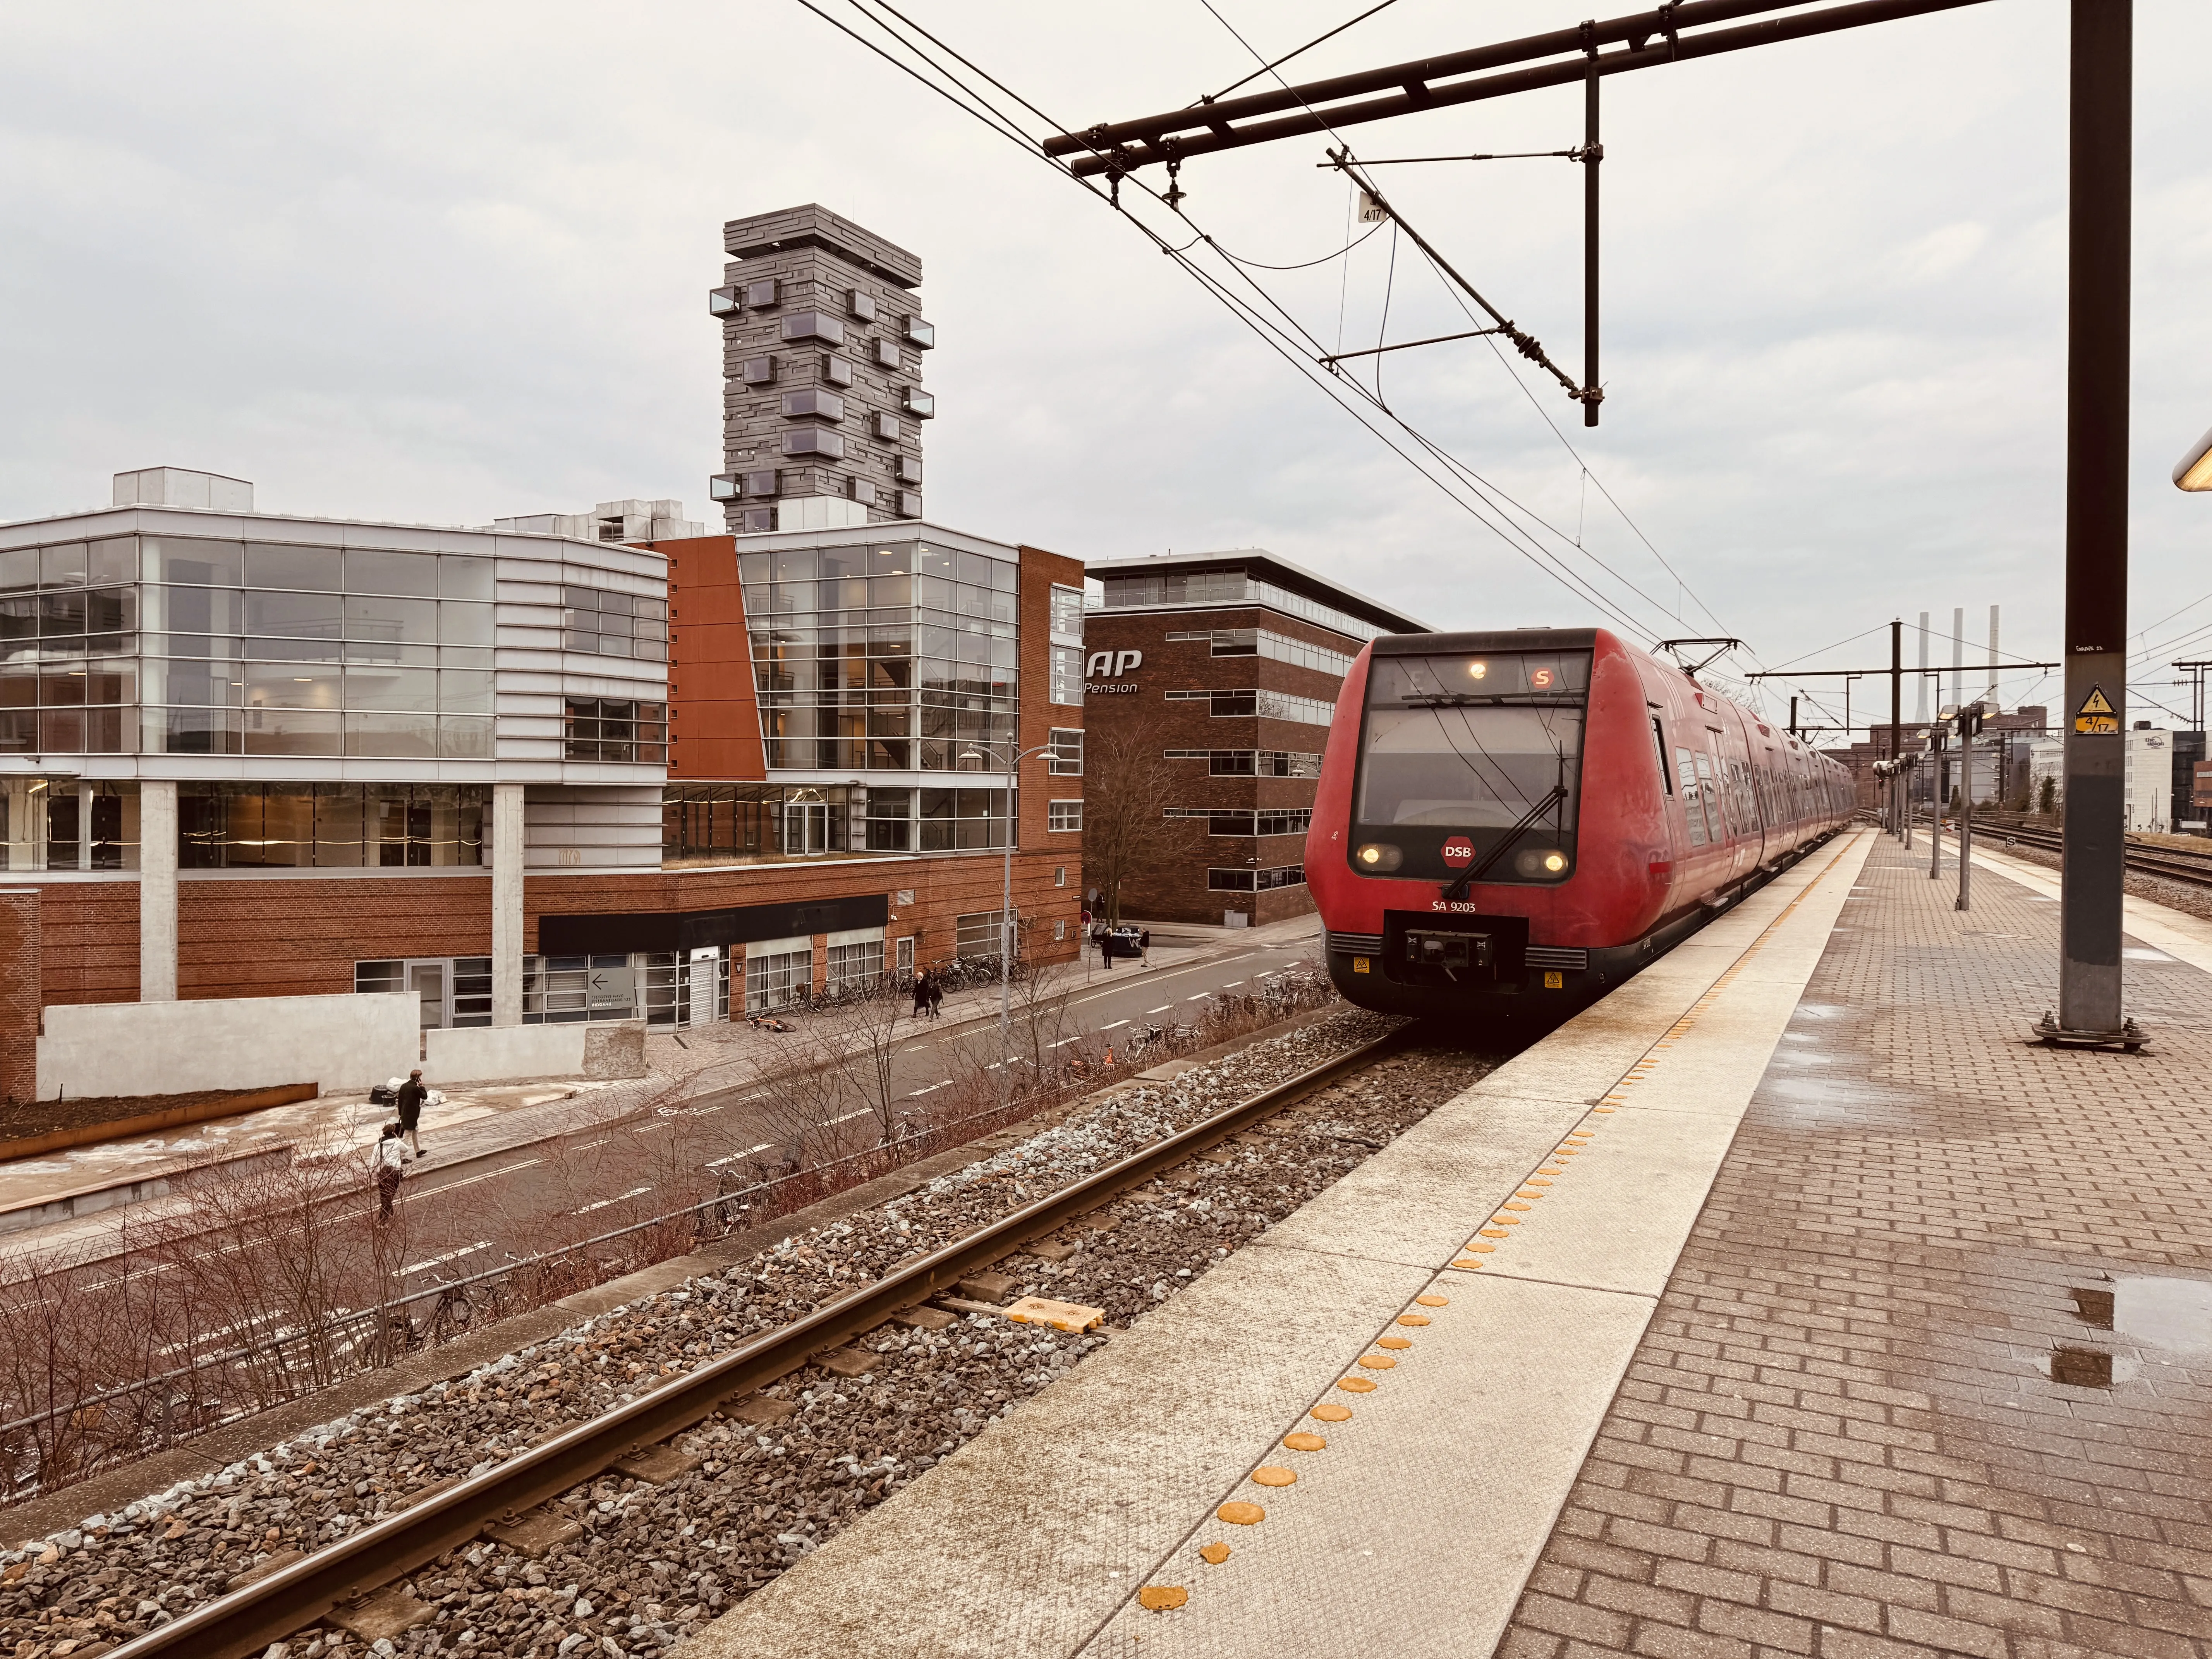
<box><xmin>564</xmin><ymin>698</ymin><xmax>668</xmax><ymax>764</ymax></box>
<box><xmin>562</xmin><ymin>586</ymin><xmax>669</xmax><ymax>663</ymax></box>
<box><xmin>955</xmin><ymin>910</ymin><xmax>1010</xmax><ymax>960</ymax></box>
<box><xmin>823</xmin><ymin>354</ymin><xmax>854</xmax><ymax>387</ymax></box>
<box><xmin>740</xmin><ymin>356</ymin><xmax>776</xmax><ymax>386</ymax></box>
<box><xmin>1163</xmin><ymin>807</ymin><xmax>1310</xmax><ymax>836</ymax></box>
<box><xmin>905</xmin><ymin>316</ymin><xmax>936</xmax><ymax>349</ymax></box>
<box><xmin>1162</xmin><ymin>688</ymin><xmax>1335</xmax><ymax>726</ymax></box>
<box><xmin>895</xmin><ymin>456</ymin><xmax>923</xmax><ymax>484</ymax></box>
<box><xmin>872</xmin><ymin>338</ymin><xmax>901</xmax><ymax>369</ymax></box>
<box><xmin>781</xmin><ymin>388</ymin><xmax>845</xmax><ymax>421</ymax></box>
<box><xmin>897</xmin><ymin>491</ymin><xmax>923</xmax><ymax>518</ymax></box>
<box><xmin>1048</xmin><ymin>728</ymin><xmax>1083</xmax><ymax>775</ymax></box>
<box><xmin>744</xmin><ymin>278</ymin><xmax>780</xmax><ymax>308</ymax></box>
<box><xmin>781</xmin><ymin>312</ymin><xmax>845</xmax><ymax>345</ymax></box>
<box><xmin>1053</xmin><ymin>918</ymin><xmax>1066</xmax><ymax>940</ymax></box>
<box><xmin>1054</xmin><ymin>865</ymin><xmax>1066</xmax><ymax>886</ymax></box>
<box><xmin>1049</xmin><ymin>584</ymin><xmax>1084</xmax><ymax>642</ymax></box>
<box><xmin>1208</xmin><ymin>864</ymin><xmax>1305</xmax><ymax>892</ymax></box>
<box><xmin>848</xmin><ymin>289</ymin><xmax>877</xmax><ymax>321</ymax></box>
<box><xmin>185</xmin><ymin>782</ymin><xmax>485</xmax><ymax>868</ymax></box>
<box><xmin>827</xmin><ymin>937</ymin><xmax>884</xmax><ymax>989</ymax></box>
<box><xmin>1049</xmin><ymin>800</ymin><xmax>1083</xmax><ymax>831</ymax></box>
<box><xmin>1050</xmin><ymin>646</ymin><xmax>1082</xmax><ymax>706</ymax></box>
<box><xmin>873</xmin><ymin>412</ymin><xmax>901</xmax><ymax>442</ymax></box>
<box><xmin>902</xmin><ymin>388</ymin><xmax>936</xmax><ymax>419</ymax></box>
<box><xmin>783</xmin><ymin>428</ymin><xmax>845</xmax><ymax>459</ymax></box>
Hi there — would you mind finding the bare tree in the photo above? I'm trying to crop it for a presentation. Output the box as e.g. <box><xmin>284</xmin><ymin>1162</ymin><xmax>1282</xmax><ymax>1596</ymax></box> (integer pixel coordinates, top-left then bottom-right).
<box><xmin>1080</xmin><ymin>724</ymin><xmax>1179</xmax><ymax>927</ymax></box>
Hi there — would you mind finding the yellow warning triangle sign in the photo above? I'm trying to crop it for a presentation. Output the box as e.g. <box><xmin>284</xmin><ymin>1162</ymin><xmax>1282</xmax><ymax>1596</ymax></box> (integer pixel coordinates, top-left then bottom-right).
<box><xmin>2078</xmin><ymin>686</ymin><xmax>2116</xmax><ymax>716</ymax></box>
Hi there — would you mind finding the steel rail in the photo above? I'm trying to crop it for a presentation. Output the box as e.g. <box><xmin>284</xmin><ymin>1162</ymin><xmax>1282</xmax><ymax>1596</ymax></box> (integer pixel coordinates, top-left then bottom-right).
<box><xmin>1056</xmin><ymin>0</ymin><xmax>1995</xmax><ymax>176</ymax></box>
<box><xmin>1937</xmin><ymin>815</ymin><xmax>2212</xmax><ymax>889</ymax></box>
<box><xmin>105</xmin><ymin>1025</ymin><xmax>1412</xmax><ymax>1659</ymax></box>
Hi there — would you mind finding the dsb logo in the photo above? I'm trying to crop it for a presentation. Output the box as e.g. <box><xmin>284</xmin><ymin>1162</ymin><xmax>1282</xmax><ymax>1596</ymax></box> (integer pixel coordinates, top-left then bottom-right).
<box><xmin>1441</xmin><ymin>836</ymin><xmax>1474</xmax><ymax>864</ymax></box>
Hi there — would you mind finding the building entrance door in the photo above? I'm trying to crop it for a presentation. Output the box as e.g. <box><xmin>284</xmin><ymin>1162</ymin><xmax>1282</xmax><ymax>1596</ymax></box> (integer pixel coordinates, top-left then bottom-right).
<box><xmin>405</xmin><ymin>960</ymin><xmax>447</xmax><ymax>1028</ymax></box>
<box><xmin>783</xmin><ymin>796</ymin><xmax>829</xmax><ymax>855</ymax></box>
<box><xmin>686</xmin><ymin>946</ymin><xmax>720</xmax><ymax>1027</ymax></box>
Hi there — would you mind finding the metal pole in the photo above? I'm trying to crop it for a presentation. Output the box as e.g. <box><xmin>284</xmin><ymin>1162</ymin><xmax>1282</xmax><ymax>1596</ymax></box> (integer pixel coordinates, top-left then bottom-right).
<box><xmin>1902</xmin><ymin>748</ymin><xmax>1913</xmax><ymax>849</ymax></box>
<box><xmin>1000</xmin><ymin>768</ymin><xmax>1014</xmax><ymax>1085</ymax></box>
<box><xmin>1582</xmin><ymin>21</ymin><xmax>1602</xmax><ymax>426</ymax></box>
<box><xmin>1929</xmin><ymin>728</ymin><xmax>1946</xmax><ymax>880</ymax></box>
<box><xmin>1890</xmin><ymin>618</ymin><xmax>1903</xmax><ymax>837</ymax></box>
<box><xmin>1956</xmin><ymin>715</ymin><xmax>1974</xmax><ymax>911</ymax></box>
<box><xmin>1789</xmin><ymin>695</ymin><xmax>1798</xmax><ymax>739</ymax></box>
<box><xmin>2055</xmin><ymin>0</ymin><xmax>2131</xmax><ymax>1039</ymax></box>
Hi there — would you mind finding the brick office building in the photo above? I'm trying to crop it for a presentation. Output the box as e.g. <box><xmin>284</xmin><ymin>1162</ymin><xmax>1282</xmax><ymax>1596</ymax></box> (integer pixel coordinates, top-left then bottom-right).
<box><xmin>0</xmin><ymin>475</ymin><xmax>1085</xmax><ymax>1042</ymax></box>
<box><xmin>1080</xmin><ymin>551</ymin><xmax>1425</xmax><ymax>927</ymax></box>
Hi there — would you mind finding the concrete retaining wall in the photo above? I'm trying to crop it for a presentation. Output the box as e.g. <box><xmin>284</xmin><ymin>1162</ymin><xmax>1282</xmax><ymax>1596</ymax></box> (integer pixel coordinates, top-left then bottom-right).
<box><xmin>423</xmin><ymin>1023</ymin><xmax>588</xmax><ymax>1083</ymax></box>
<box><xmin>36</xmin><ymin>993</ymin><xmax>418</xmax><ymax>1099</ymax></box>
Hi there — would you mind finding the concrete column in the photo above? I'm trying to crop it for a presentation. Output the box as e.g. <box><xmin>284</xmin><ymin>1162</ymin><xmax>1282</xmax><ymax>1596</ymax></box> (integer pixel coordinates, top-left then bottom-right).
<box><xmin>492</xmin><ymin>782</ymin><xmax>525</xmax><ymax>1027</ymax></box>
<box><xmin>139</xmin><ymin>780</ymin><xmax>178</xmax><ymax>1002</ymax></box>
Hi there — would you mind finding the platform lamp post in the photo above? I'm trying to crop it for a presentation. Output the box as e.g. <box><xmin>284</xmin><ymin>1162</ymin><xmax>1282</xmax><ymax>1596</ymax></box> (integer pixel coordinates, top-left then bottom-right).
<box><xmin>958</xmin><ymin>740</ymin><xmax>1060</xmax><ymax>1093</ymax></box>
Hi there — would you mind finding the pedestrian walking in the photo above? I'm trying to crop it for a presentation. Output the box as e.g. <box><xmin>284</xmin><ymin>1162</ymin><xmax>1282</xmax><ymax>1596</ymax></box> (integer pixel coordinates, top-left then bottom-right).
<box><xmin>911</xmin><ymin>967</ymin><xmax>933</xmax><ymax>1020</ymax></box>
<box><xmin>1139</xmin><ymin>928</ymin><xmax>1151</xmax><ymax>967</ymax></box>
<box><xmin>1099</xmin><ymin>929</ymin><xmax>1114</xmax><ymax>972</ymax></box>
<box><xmin>927</xmin><ymin>977</ymin><xmax>943</xmax><ymax>1019</ymax></box>
<box><xmin>373</xmin><ymin>1122</ymin><xmax>406</xmax><ymax>1221</ymax></box>
<box><xmin>395</xmin><ymin>1067</ymin><xmax>428</xmax><ymax>1158</ymax></box>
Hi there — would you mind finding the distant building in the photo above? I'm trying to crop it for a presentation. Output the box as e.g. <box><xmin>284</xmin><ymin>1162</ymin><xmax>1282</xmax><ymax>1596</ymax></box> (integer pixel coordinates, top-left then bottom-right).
<box><xmin>2125</xmin><ymin>723</ymin><xmax>2172</xmax><ymax>832</ymax></box>
<box><xmin>1078</xmin><ymin>550</ymin><xmax>1425</xmax><ymax>926</ymax></box>
<box><xmin>708</xmin><ymin>205</ymin><xmax>932</xmax><ymax>533</ymax></box>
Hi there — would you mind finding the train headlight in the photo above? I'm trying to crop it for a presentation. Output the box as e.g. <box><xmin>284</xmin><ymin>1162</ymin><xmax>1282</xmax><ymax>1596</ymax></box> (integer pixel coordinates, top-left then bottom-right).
<box><xmin>1354</xmin><ymin>842</ymin><xmax>1403</xmax><ymax>872</ymax></box>
<box><xmin>1514</xmin><ymin>848</ymin><xmax>1571</xmax><ymax>878</ymax></box>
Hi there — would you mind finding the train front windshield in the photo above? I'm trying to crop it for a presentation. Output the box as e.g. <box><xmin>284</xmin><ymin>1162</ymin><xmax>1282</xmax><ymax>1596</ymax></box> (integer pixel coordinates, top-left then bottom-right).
<box><xmin>1351</xmin><ymin>650</ymin><xmax>1590</xmax><ymax>884</ymax></box>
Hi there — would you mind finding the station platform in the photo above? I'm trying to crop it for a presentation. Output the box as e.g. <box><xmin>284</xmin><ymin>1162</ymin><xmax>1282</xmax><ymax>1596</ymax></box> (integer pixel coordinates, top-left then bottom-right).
<box><xmin>675</xmin><ymin>827</ymin><xmax>2212</xmax><ymax>1659</ymax></box>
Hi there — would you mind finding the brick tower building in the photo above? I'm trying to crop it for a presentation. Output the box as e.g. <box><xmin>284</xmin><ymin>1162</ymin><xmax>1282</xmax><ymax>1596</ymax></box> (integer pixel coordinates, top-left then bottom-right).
<box><xmin>708</xmin><ymin>205</ymin><xmax>934</xmax><ymax>532</ymax></box>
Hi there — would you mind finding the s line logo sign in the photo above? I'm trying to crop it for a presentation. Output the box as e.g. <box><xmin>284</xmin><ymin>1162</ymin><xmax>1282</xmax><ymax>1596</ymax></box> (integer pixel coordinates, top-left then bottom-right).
<box><xmin>1441</xmin><ymin>836</ymin><xmax>1475</xmax><ymax>865</ymax></box>
<box><xmin>1086</xmin><ymin>649</ymin><xmax>1143</xmax><ymax>678</ymax></box>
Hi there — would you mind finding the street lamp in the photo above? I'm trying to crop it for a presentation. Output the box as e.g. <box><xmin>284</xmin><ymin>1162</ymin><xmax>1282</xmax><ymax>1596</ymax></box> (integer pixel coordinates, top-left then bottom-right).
<box><xmin>2175</xmin><ymin>426</ymin><xmax>2212</xmax><ymax>492</ymax></box>
<box><xmin>957</xmin><ymin>740</ymin><xmax>1058</xmax><ymax>1089</ymax></box>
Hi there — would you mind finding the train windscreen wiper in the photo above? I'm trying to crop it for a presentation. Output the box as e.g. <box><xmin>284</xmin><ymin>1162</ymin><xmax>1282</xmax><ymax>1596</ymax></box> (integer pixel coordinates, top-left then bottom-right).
<box><xmin>1441</xmin><ymin>781</ymin><xmax>1568</xmax><ymax>903</ymax></box>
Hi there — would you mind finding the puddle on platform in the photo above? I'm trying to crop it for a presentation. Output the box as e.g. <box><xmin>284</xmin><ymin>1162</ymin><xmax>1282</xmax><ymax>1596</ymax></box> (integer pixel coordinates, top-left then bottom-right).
<box><xmin>2113</xmin><ymin>1275</ymin><xmax>2212</xmax><ymax>1354</ymax></box>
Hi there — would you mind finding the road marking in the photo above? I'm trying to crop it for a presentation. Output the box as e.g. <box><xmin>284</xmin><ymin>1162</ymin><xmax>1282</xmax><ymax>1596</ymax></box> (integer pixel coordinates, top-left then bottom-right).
<box><xmin>1051</xmin><ymin>1036</ymin><xmax>1082</xmax><ymax>1048</ymax></box>
<box><xmin>1147</xmin><ymin>1006</ymin><xmax>1172</xmax><ymax>1015</ymax></box>
<box><xmin>1100</xmin><ymin>1020</ymin><xmax>1129</xmax><ymax>1030</ymax></box>
<box><xmin>908</xmin><ymin>1079</ymin><xmax>955</xmax><ymax>1097</ymax></box>
<box><xmin>430</xmin><ymin>1157</ymin><xmax>543</xmax><ymax>1194</ymax></box>
<box><xmin>706</xmin><ymin>1143</ymin><xmax>776</xmax><ymax>1168</ymax></box>
<box><xmin>1221</xmin><ymin>980</ymin><xmax>1245</xmax><ymax>988</ymax></box>
<box><xmin>828</xmin><ymin>1108</ymin><xmax>876</xmax><ymax>1125</ymax></box>
<box><xmin>403</xmin><ymin>1240</ymin><xmax>493</xmax><ymax>1276</ymax></box>
<box><xmin>571</xmin><ymin>1139</ymin><xmax>610</xmax><ymax>1152</ymax></box>
<box><xmin>1186</xmin><ymin>994</ymin><xmax>1211</xmax><ymax>1002</ymax></box>
<box><xmin>574</xmin><ymin>1185</ymin><xmax>653</xmax><ymax>1216</ymax></box>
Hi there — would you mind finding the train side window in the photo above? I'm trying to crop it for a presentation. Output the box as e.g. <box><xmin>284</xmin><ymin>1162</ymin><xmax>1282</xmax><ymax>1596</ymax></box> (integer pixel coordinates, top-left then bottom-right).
<box><xmin>1650</xmin><ymin>715</ymin><xmax>1673</xmax><ymax>794</ymax></box>
<box><xmin>1693</xmin><ymin>748</ymin><xmax>1724</xmax><ymax>839</ymax></box>
<box><xmin>1675</xmin><ymin>746</ymin><xmax>1707</xmax><ymax>846</ymax></box>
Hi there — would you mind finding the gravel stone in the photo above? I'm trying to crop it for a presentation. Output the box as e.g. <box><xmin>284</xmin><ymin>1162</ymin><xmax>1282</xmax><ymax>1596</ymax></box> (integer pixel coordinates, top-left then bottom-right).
<box><xmin>0</xmin><ymin>1012</ymin><xmax>1491</xmax><ymax>1657</ymax></box>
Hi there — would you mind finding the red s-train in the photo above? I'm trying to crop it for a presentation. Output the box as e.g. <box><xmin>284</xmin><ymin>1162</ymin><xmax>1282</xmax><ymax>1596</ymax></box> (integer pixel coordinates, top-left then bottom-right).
<box><xmin>1307</xmin><ymin>627</ymin><xmax>1853</xmax><ymax>1023</ymax></box>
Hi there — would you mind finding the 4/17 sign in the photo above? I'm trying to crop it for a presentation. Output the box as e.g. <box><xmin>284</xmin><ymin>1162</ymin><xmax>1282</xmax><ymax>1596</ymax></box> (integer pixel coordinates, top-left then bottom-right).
<box><xmin>2074</xmin><ymin>685</ymin><xmax>2118</xmax><ymax>736</ymax></box>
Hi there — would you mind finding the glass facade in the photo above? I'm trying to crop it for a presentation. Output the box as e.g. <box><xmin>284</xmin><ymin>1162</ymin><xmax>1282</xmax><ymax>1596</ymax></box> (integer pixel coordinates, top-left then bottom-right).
<box><xmin>0</xmin><ymin>534</ymin><xmax>498</xmax><ymax>758</ymax></box>
<box><xmin>0</xmin><ymin>778</ymin><xmax>139</xmax><ymax>871</ymax></box>
<box><xmin>180</xmin><ymin>782</ymin><xmax>487</xmax><ymax>867</ymax></box>
<box><xmin>739</xmin><ymin>540</ymin><xmax>1018</xmax><ymax>773</ymax></box>
<box><xmin>663</xmin><ymin>782</ymin><xmax>855</xmax><ymax>861</ymax></box>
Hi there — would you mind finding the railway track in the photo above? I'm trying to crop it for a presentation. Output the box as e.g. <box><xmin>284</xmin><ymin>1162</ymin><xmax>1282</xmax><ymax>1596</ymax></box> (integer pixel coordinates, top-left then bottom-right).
<box><xmin>1952</xmin><ymin>815</ymin><xmax>2212</xmax><ymax>888</ymax></box>
<box><xmin>102</xmin><ymin>1023</ymin><xmax>1419</xmax><ymax>1659</ymax></box>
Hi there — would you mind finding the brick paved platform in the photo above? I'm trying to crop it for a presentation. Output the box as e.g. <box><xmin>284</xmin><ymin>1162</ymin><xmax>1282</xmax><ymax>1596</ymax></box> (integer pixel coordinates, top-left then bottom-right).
<box><xmin>1499</xmin><ymin>835</ymin><xmax>2212</xmax><ymax>1659</ymax></box>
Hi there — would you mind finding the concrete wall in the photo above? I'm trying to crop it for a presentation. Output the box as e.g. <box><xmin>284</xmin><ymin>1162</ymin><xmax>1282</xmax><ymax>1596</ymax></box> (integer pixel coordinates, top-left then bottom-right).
<box><xmin>36</xmin><ymin>992</ymin><xmax>419</xmax><ymax>1100</ymax></box>
<box><xmin>423</xmin><ymin>1022</ymin><xmax>587</xmax><ymax>1083</ymax></box>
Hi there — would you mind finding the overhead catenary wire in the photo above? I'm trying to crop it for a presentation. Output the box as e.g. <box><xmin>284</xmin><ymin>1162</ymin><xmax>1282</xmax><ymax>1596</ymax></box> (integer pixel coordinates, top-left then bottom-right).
<box><xmin>804</xmin><ymin>0</ymin><xmax>1762</xmax><ymax>653</ymax></box>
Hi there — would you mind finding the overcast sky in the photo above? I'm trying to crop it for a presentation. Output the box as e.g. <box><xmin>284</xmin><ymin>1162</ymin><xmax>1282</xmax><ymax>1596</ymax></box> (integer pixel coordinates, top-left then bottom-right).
<box><xmin>2</xmin><ymin>0</ymin><xmax>2206</xmax><ymax>735</ymax></box>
